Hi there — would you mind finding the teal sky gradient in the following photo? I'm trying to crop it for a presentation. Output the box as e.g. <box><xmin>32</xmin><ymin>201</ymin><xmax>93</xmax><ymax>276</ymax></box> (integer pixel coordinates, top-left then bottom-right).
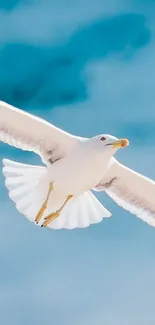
<box><xmin>0</xmin><ymin>1</ymin><xmax>155</xmax><ymax>324</ymax></box>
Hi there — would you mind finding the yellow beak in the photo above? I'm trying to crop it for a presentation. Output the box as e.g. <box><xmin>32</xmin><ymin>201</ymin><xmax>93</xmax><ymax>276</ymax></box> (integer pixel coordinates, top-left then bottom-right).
<box><xmin>112</xmin><ymin>138</ymin><xmax>129</xmax><ymax>148</ymax></box>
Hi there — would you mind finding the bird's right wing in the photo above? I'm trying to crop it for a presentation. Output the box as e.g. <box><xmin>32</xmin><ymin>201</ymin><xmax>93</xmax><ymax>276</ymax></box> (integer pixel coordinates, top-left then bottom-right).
<box><xmin>0</xmin><ymin>101</ymin><xmax>80</xmax><ymax>164</ymax></box>
<box><xmin>94</xmin><ymin>158</ymin><xmax>155</xmax><ymax>227</ymax></box>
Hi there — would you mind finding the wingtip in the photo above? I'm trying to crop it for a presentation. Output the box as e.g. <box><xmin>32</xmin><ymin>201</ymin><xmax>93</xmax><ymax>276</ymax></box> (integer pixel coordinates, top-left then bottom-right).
<box><xmin>2</xmin><ymin>158</ymin><xmax>8</xmax><ymax>165</ymax></box>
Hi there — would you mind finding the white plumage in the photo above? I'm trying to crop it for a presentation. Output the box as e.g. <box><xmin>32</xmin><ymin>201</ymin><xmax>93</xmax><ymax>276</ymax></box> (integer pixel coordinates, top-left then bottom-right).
<box><xmin>1</xmin><ymin>100</ymin><xmax>155</xmax><ymax>230</ymax></box>
<box><xmin>0</xmin><ymin>100</ymin><xmax>78</xmax><ymax>163</ymax></box>
<box><xmin>94</xmin><ymin>158</ymin><xmax>155</xmax><ymax>227</ymax></box>
<box><xmin>3</xmin><ymin>159</ymin><xmax>111</xmax><ymax>229</ymax></box>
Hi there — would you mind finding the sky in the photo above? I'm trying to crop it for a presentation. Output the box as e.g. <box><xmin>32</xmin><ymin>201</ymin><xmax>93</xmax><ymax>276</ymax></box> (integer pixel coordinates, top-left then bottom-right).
<box><xmin>0</xmin><ymin>0</ymin><xmax>155</xmax><ymax>324</ymax></box>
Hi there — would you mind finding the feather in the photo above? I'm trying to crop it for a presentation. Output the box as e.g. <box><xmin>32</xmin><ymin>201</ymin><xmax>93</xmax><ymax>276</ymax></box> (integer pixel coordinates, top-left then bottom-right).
<box><xmin>94</xmin><ymin>158</ymin><xmax>155</xmax><ymax>227</ymax></box>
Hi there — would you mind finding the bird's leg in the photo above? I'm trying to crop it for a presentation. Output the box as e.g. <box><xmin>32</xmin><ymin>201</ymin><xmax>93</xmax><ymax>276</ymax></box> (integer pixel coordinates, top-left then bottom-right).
<box><xmin>35</xmin><ymin>183</ymin><xmax>53</xmax><ymax>224</ymax></box>
<box><xmin>41</xmin><ymin>194</ymin><xmax>73</xmax><ymax>228</ymax></box>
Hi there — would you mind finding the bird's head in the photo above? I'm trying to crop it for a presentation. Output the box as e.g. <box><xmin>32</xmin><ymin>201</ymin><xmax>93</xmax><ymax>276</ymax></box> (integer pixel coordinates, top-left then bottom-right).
<box><xmin>89</xmin><ymin>134</ymin><xmax>129</xmax><ymax>154</ymax></box>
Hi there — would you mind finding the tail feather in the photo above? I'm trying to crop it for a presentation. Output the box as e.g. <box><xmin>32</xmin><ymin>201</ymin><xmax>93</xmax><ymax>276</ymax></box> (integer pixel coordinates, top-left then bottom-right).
<box><xmin>47</xmin><ymin>191</ymin><xmax>111</xmax><ymax>230</ymax></box>
<box><xmin>3</xmin><ymin>159</ymin><xmax>47</xmax><ymax>221</ymax></box>
<box><xmin>2</xmin><ymin>158</ymin><xmax>111</xmax><ymax>229</ymax></box>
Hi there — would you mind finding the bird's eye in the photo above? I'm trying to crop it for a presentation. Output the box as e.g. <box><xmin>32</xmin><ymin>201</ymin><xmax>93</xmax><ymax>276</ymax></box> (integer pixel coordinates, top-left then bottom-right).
<box><xmin>100</xmin><ymin>136</ymin><xmax>106</xmax><ymax>141</ymax></box>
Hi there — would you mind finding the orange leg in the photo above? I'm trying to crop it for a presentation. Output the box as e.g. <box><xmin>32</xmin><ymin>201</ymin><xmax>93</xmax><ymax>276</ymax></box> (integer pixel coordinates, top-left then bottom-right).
<box><xmin>35</xmin><ymin>183</ymin><xmax>53</xmax><ymax>224</ymax></box>
<box><xmin>41</xmin><ymin>195</ymin><xmax>73</xmax><ymax>228</ymax></box>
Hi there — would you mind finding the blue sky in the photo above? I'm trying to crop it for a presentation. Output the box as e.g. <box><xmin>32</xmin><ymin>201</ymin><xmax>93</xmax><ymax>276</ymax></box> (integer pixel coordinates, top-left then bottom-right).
<box><xmin>1</xmin><ymin>0</ymin><xmax>155</xmax><ymax>324</ymax></box>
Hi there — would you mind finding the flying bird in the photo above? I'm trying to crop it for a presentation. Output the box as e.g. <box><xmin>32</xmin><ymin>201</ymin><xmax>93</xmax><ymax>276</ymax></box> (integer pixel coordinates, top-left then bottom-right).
<box><xmin>0</xmin><ymin>101</ymin><xmax>155</xmax><ymax>230</ymax></box>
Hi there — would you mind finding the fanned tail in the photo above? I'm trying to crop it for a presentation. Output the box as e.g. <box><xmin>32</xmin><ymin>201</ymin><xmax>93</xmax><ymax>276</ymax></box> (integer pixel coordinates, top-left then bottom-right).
<box><xmin>2</xmin><ymin>159</ymin><xmax>111</xmax><ymax>229</ymax></box>
<box><xmin>47</xmin><ymin>191</ymin><xmax>111</xmax><ymax>230</ymax></box>
<box><xmin>2</xmin><ymin>159</ymin><xmax>47</xmax><ymax>221</ymax></box>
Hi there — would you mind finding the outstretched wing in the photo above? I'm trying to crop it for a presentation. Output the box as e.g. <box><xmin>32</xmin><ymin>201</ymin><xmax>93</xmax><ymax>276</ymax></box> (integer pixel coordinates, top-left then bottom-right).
<box><xmin>0</xmin><ymin>101</ymin><xmax>80</xmax><ymax>164</ymax></box>
<box><xmin>94</xmin><ymin>158</ymin><xmax>155</xmax><ymax>227</ymax></box>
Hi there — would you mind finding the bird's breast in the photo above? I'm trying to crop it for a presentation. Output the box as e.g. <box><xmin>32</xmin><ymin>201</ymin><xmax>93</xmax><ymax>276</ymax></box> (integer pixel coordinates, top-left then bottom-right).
<box><xmin>48</xmin><ymin>147</ymin><xmax>110</xmax><ymax>195</ymax></box>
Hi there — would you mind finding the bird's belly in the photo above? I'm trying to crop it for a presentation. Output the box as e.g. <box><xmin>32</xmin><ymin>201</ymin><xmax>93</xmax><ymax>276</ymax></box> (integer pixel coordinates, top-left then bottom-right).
<box><xmin>48</xmin><ymin>153</ymin><xmax>108</xmax><ymax>195</ymax></box>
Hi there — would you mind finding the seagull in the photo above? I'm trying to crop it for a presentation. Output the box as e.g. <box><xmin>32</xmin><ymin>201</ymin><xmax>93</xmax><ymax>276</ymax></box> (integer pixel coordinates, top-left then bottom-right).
<box><xmin>0</xmin><ymin>101</ymin><xmax>155</xmax><ymax>230</ymax></box>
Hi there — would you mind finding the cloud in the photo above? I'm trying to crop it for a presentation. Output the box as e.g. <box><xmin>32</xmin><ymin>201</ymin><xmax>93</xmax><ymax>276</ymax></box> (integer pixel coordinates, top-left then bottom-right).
<box><xmin>0</xmin><ymin>13</ymin><xmax>151</xmax><ymax>109</ymax></box>
<box><xmin>0</xmin><ymin>0</ymin><xmax>131</xmax><ymax>43</ymax></box>
<box><xmin>0</xmin><ymin>216</ymin><xmax>155</xmax><ymax>325</ymax></box>
<box><xmin>0</xmin><ymin>1</ymin><xmax>155</xmax><ymax>324</ymax></box>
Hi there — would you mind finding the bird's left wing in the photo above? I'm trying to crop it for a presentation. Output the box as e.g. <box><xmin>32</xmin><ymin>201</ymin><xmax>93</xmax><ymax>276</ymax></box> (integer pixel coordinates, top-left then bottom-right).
<box><xmin>94</xmin><ymin>158</ymin><xmax>155</xmax><ymax>227</ymax></box>
<box><xmin>0</xmin><ymin>101</ymin><xmax>80</xmax><ymax>164</ymax></box>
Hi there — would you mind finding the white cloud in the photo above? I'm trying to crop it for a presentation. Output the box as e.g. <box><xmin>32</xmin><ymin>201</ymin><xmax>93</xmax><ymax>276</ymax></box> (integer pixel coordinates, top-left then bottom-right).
<box><xmin>0</xmin><ymin>1</ymin><xmax>155</xmax><ymax>324</ymax></box>
<box><xmin>0</xmin><ymin>0</ymin><xmax>131</xmax><ymax>45</ymax></box>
